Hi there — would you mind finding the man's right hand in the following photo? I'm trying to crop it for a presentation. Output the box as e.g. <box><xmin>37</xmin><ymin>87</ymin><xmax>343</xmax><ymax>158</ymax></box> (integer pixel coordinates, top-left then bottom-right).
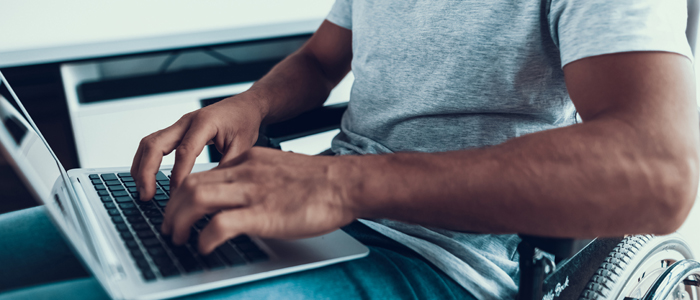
<box><xmin>131</xmin><ymin>96</ymin><xmax>265</xmax><ymax>201</ymax></box>
<box><xmin>131</xmin><ymin>20</ymin><xmax>352</xmax><ymax>202</ymax></box>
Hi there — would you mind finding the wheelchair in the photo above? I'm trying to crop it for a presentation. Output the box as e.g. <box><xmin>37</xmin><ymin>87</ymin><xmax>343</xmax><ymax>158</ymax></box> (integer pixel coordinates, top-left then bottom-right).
<box><xmin>205</xmin><ymin>1</ymin><xmax>700</xmax><ymax>298</ymax></box>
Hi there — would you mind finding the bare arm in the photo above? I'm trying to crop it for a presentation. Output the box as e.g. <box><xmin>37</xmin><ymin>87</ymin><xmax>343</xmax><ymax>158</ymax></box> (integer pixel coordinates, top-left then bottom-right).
<box><xmin>160</xmin><ymin>51</ymin><xmax>699</xmax><ymax>254</ymax></box>
<box><xmin>342</xmin><ymin>51</ymin><xmax>699</xmax><ymax>237</ymax></box>
<box><xmin>249</xmin><ymin>20</ymin><xmax>353</xmax><ymax>125</ymax></box>
<box><xmin>132</xmin><ymin>21</ymin><xmax>352</xmax><ymax>200</ymax></box>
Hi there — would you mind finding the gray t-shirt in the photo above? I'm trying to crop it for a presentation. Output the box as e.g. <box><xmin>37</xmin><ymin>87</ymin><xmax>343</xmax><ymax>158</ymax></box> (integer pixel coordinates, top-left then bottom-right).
<box><xmin>326</xmin><ymin>0</ymin><xmax>692</xmax><ymax>299</ymax></box>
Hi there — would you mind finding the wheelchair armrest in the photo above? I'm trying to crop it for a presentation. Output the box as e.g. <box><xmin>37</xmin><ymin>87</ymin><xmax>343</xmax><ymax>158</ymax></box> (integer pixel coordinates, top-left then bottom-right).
<box><xmin>263</xmin><ymin>102</ymin><xmax>348</xmax><ymax>148</ymax></box>
<box><xmin>517</xmin><ymin>235</ymin><xmax>595</xmax><ymax>300</ymax></box>
<box><xmin>518</xmin><ymin>235</ymin><xmax>591</xmax><ymax>263</ymax></box>
<box><xmin>517</xmin><ymin>235</ymin><xmax>623</xmax><ymax>300</ymax></box>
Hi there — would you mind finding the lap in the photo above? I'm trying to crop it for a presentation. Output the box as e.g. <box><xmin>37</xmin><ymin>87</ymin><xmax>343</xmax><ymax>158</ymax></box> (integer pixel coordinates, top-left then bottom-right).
<box><xmin>0</xmin><ymin>207</ymin><xmax>474</xmax><ymax>300</ymax></box>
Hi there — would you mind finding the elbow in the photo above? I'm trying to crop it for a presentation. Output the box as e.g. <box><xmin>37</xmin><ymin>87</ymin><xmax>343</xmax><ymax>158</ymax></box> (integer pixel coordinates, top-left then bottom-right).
<box><xmin>646</xmin><ymin>150</ymin><xmax>699</xmax><ymax>235</ymax></box>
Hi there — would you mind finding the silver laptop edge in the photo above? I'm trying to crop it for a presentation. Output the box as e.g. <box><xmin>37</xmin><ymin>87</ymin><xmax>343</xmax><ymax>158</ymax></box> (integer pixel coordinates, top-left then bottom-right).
<box><xmin>0</xmin><ymin>71</ymin><xmax>124</xmax><ymax>297</ymax></box>
<box><xmin>0</xmin><ymin>71</ymin><xmax>369</xmax><ymax>300</ymax></box>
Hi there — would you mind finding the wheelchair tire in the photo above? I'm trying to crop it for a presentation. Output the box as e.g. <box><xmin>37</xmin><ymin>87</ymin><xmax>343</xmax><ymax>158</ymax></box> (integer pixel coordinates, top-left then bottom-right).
<box><xmin>578</xmin><ymin>233</ymin><xmax>694</xmax><ymax>300</ymax></box>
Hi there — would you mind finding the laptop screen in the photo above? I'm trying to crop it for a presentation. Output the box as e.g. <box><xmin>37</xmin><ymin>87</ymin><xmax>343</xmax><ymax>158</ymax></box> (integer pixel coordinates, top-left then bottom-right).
<box><xmin>0</xmin><ymin>72</ymin><xmax>92</xmax><ymax>256</ymax></box>
<box><xmin>0</xmin><ymin>80</ymin><xmax>64</xmax><ymax>202</ymax></box>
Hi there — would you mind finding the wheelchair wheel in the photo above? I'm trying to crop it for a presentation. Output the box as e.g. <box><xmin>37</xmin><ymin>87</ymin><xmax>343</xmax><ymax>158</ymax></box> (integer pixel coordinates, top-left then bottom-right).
<box><xmin>578</xmin><ymin>233</ymin><xmax>695</xmax><ymax>300</ymax></box>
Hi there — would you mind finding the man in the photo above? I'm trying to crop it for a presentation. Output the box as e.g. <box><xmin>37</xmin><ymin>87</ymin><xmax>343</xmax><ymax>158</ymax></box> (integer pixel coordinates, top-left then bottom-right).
<box><xmin>0</xmin><ymin>0</ymin><xmax>697</xmax><ymax>299</ymax></box>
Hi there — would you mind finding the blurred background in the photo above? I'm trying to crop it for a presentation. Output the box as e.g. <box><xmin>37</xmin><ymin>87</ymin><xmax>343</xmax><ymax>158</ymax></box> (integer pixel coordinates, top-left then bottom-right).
<box><xmin>0</xmin><ymin>0</ymin><xmax>698</xmax><ymax>253</ymax></box>
<box><xmin>0</xmin><ymin>0</ymin><xmax>350</xmax><ymax>213</ymax></box>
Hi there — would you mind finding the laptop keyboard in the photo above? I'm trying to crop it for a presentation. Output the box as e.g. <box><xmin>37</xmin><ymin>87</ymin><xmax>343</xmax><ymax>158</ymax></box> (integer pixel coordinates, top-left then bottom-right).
<box><xmin>88</xmin><ymin>172</ymin><xmax>269</xmax><ymax>282</ymax></box>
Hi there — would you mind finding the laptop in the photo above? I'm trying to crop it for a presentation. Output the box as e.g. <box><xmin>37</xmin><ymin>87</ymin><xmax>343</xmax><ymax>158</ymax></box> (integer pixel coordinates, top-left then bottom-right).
<box><xmin>0</xmin><ymin>71</ymin><xmax>369</xmax><ymax>299</ymax></box>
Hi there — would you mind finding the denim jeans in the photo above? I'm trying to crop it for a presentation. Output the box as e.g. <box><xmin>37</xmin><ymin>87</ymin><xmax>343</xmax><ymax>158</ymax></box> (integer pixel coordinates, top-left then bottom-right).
<box><xmin>0</xmin><ymin>206</ymin><xmax>475</xmax><ymax>299</ymax></box>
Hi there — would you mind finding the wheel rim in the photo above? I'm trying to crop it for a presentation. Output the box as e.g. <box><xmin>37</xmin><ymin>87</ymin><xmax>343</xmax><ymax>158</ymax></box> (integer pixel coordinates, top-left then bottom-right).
<box><xmin>642</xmin><ymin>259</ymin><xmax>700</xmax><ymax>300</ymax></box>
<box><xmin>622</xmin><ymin>251</ymin><xmax>687</xmax><ymax>299</ymax></box>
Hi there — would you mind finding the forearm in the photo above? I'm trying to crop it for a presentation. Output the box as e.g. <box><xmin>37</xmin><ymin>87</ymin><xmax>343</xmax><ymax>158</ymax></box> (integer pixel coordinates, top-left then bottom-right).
<box><xmin>233</xmin><ymin>21</ymin><xmax>352</xmax><ymax>125</ymax></box>
<box><xmin>244</xmin><ymin>50</ymin><xmax>347</xmax><ymax>125</ymax></box>
<box><xmin>338</xmin><ymin>116</ymin><xmax>699</xmax><ymax>238</ymax></box>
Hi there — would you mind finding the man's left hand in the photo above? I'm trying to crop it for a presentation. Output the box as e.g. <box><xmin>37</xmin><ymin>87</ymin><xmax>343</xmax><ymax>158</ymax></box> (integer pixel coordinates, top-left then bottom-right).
<box><xmin>160</xmin><ymin>147</ymin><xmax>357</xmax><ymax>255</ymax></box>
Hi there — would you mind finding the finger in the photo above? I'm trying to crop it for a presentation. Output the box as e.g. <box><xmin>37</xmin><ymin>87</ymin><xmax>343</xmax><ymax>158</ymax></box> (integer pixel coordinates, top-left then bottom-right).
<box><xmin>198</xmin><ymin>209</ymin><xmax>258</xmax><ymax>255</ymax></box>
<box><xmin>130</xmin><ymin>142</ymin><xmax>144</xmax><ymax>179</ymax></box>
<box><xmin>135</xmin><ymin>125</ymin><xmax>190</xmax><ymax>201</ymax></box>
<box><xmin>163</xmin><ymin>181</ymin><xmax>255</xmax><ymax>244</ymax></box>
<box><xmin>187</xmin><ymin>164</ymin><xmax>251</xmax><ymax>185</ymax></box>
<box><xmin>170</xmin><ymin>120</ymin><xmax>217</xmax><ymax>192</ymax></box>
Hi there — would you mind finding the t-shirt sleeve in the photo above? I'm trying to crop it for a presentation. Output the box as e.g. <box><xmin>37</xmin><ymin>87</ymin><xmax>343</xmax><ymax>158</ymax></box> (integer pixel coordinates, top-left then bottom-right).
<box><xmin>326</xmin><ymin>0</ymin><xmax>352</xmax><ymax>30</ymax></box>
<box><xmin>548</xmin><ymin>0</ymin><xmax>693</xmax><ymax>68</ymax></box>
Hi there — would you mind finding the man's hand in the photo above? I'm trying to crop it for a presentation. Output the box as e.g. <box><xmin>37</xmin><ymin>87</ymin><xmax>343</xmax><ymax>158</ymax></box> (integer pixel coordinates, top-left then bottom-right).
<box><xmin>160</xmin><ymin>147</ymin><xmax>357</xmax><ymax>254</ymax></box>
<box><xmin>131</xmin><ymin>20</ymin><xmax>352</xmax><ymax>202</ymax></box>
<box><xmin>131</xmin><ymin>97</ymin><xmax>265</xmax><ymax>201</ymax></box>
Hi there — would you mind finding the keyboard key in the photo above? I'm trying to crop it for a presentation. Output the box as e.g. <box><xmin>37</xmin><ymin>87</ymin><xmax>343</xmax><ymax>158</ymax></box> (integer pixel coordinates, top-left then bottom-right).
<box><xmin>153</xmin><ymin>257</ymin><xmax>174</xmax><ymax>268</ymax></box>
<box><xmin>136</xmin><ymin>200</ymin><xmax>154</xmax><ymax>208</ymax></box>
<box><xmin>217</xmin><ymin>244</ymin><xmax>246</xmax><ymax>266</ymax></box>
<box><xmin>109</xmin><ymin>185</ymin><xmax>126</xmax><ymax>192</ymax></box>
<box><xmin>128</xmin><ymin>187</ymin><xmax>138</xmax><ymax>193</ymax></box>
<box><xmin>124</xmin><ymin>182</ymin><xmax>136</xmax><ymax>187</ymax></box>
<box><xmin>135</xmin><ymin>258</ymin><xmax>150</xmax><ymax>269</ymax></box>
<box><xmin>118</xmin><ymin>202</ymin><xmax>135</xmax><ymax>209</ymax></box>
<box><xmin>104</xmin><ymin>202</ymin><xmax>116</xmax><ymax>209</ymax></box>
<box><xmin>142</xmin><ymin>238</ymin><xmax>160</xmax><ymax>247</ymax></box>
<box><xmin>162</xmin><ymin>186</ymin><xmax>170</xmax><ymax>192</ymax></box>
<box><xmin>169</xmin><ymin>246</ymin><xmax>202</xmax><ymax>273</ymax></box>
<box><xmin>115</xmin><ymin>224</ymin><xmax>129</xmax><ymax>232</ymax></box>
<box><xmin>137</xmin><ymin>230</ymin><xmax>155</xmax><ymax>239</ymax></box>
<box><xmin>105</xmin><ymin>180</ymin><xmax>122</xmax><ymax>186</ymax></box>
<box><xmin>158</xmin><ymin>265</ymin><xmax>180</xmax><ymax>278</ymax></box>
<box><xmin>100</xmin><ymin>196</ymin><xmax>113</xmax><ymax>203</ymax></box>
<box><xmin>98</xmin><ymin>190</ymin><xmax>110</xmax><ymax>196</ymax></box>
<box><xmin>121</xmin><ymin>177</ymin><xmax>134</xmax><ymax>182</ymax></box>
<box><xmin>201</xmin><ymin>253</ymin><xmax>226</xmax><ymax>270</ymax></box>
<box><xmin>236</xmin><ymin>242</ymin><xmax>260</xmax><ymax>253</ymax></box>
<box><xmin>89</xmin><ymin>174</ymin><xmax>100</xmax><ymax>179</ymax></box>
<box><xmin>121</xmin><ymin>231</ymin><xmax>134</xmax><ymax>240</ymax></box>
<box><xmin>148</xmin><ymin>246</ymin><xmax>168</xmax><ymax>257</ymax></box>
<box><xmin>125</xmin><ymin>240</ymin><xmax>140</xmax><ymax>249</ymax></box>
<box><xmin>107</xmin><ymin>209</ymin><xmax>120</xmax><ymax>216</ymax></box>
<box><xmin>149</xmin><ymin>217</ymin><xmax>164</xmax><ymax>225</ymax></box>
<box><xmin>156</xmin><ymin>172</ymin><xmax>169</xmax><ymax>181</ymax></box>
<box><xmin>112</xmin><ymin>191</ymin><xmax>129</xmax><ymax>197</ymax></box>
<box><xmin>111</xmin><ymin>216</ymin><xmax>124</xmax><ymax>223</ymax></box>
<box><xmin>154</xmin><ymin>195</ymin><xmax>169</xmax><ymax>201</ymax></box>
<box><xmin>141</xmin><ymin>269</ymin><xmax>156</xmax><ymax>281</ymax></box>
<box><xmin>156</xmin><ymin>201</ymin><xmax>168</xmax><ymax>208</ymax></box>
<box><xmin>94</xmin><ymin>184</ymin><xmax>106</xmax><ymax>190</ymax></box>
<box><xmin>131</xmin><ymin>193</ymin><xmax>140</xmax><ymax>199</ymax></box>
<box><xmin>101</xmin><ymin>174</ymin><xmax>118</xmax><ymax>181</ymax></box>
<box><xmin>91</xmin><ymin>179</ymin><xmax>102</xmax><ymax>185</ymax></box>
<box><xmin>244</xmin><ymin>250</ymin><xmax>269</xmax><ymax>263</ymax></box>
<box><xmin>122</xmin><ymin>209</ymin><xmax>140</xmax><ymax>216</ymax></box>
<box><xmin>114</xmin><ymin>196</ymin><xmax>132</xmax><ymax>203</ymax></box>
<box><xmin>157</xmin><ymin>180</ymin><xmax>170</xmax><ymax>186</ymax></box>
<box><xmin>130</xmin><ymin>249</ymin><xmax>144</xmax><ymax>259</ymax></box>
<box><xmin>132</xmin><ymin>223</ymin><xmax>150</xmax><ymax>231</ymax></box>
<box><xmin>118</xmin><ymin>172</ymin><xmax>132</xmax><ymax>177</ymax></box>
<box><xmin>144</xmin><ymin>210</ymin><xmax>162</xmax><ymax>218</ymax></box>
<box><xmin>127</xmin><ymin>215</ymin><xmax>145</xmax><ymax>223</ymax></box>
